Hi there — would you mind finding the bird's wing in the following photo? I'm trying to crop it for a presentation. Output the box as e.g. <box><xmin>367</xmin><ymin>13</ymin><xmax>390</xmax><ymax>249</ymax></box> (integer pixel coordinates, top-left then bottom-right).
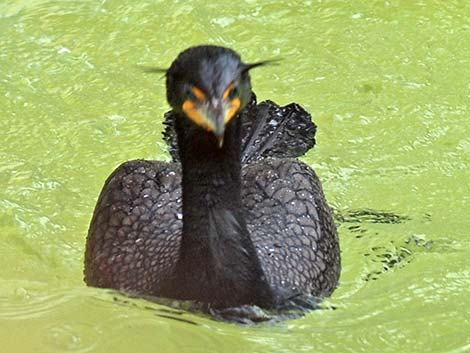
<box><xmin>85</xmin><ymin>160</ymin><xmax>183</xmax><ymax>293</ymax></box>
<box><xmin>242</xmin><ymin>158</ymin><xmax>340</xmax><ymax>297</ymax></box>
<box><xmin>162</xmin><ymin>94</ymin><xmax>317</xmax><ymax>164</ymax></box>
<box><xmin>162</xmin><ymin>111</ymin><xmax>180</xmax><ymax>162</ymax></box>
<box><xmin>239</xmin><ymin>94</ymin><xmax>317</xmax><ymax>164</ymax></box>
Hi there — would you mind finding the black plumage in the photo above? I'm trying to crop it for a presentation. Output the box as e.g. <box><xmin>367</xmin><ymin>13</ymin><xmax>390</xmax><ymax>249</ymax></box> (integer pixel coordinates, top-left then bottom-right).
<box><xmin>84</xmin><ymin>45</ymin><xmax>340</xmax><ymax>312</ymax></box>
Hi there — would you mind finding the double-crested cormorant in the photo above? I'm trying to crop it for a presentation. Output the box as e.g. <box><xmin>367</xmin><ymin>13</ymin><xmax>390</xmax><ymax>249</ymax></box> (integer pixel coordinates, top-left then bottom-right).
<box><xmin>84</xmin><ymin>45</ymin><xmax>340</xmax><ymax>312</ymax></box>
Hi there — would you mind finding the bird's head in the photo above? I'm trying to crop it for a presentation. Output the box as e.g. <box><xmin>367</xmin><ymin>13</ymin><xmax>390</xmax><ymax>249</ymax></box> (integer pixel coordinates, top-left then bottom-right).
<box><xmin>164</xmin><ymin>45</ymin><xmax>267</xmax><ymax>147</ymax></box>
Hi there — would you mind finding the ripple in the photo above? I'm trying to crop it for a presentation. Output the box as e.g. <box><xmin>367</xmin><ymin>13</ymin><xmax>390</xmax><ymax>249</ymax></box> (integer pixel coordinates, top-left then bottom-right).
<box><xmin>1</xmin><ymin>0</ymin><xmax>470</xmax><ymax>352</ymax></box>
<box><xmin>0</xmin><ymin>284</ymin><xmax>76</xmax><ymax>320</ymax></box>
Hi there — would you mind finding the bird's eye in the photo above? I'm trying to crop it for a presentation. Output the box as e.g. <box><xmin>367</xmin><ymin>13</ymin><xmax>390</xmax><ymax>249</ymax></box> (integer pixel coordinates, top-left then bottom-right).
<box><xmin>185</xmin><ymin>86</ymin><xmax>205</xmax><ymax>101</ymax></box>
<box><xmin>228</xmin><ymin>85</ymin><xmax>239</xmax><ymax>100</ymax></box>
<box><xmin>185</xmin><ymin>89</ymin><xmax>196</xmax><ymax>101</ymax></box>
<box><xmin>223</xmin><ymin>82</ymin><xmax>240</xmax><ymax>101</ymax></box>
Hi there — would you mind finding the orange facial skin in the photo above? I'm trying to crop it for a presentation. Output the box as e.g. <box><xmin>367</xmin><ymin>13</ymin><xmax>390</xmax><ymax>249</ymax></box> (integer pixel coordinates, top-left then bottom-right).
<box><xmin>225</xmin><ymin>97</ymin><xmax>240</xmax><ymax>125</ymax></box>
<box><xmin>191</xmin><ymin>86</ymin><xmax>206</xmax><ymax>101</ymax></box>
<box><xmin>182</xmin><ymin>99</ymin><xmax>215</xmax><ymax>132</ymax></box>
<box><xmin>182</xmin><ymin>83</ymin><xmax>241</xmax><ymax>132</ymax></box>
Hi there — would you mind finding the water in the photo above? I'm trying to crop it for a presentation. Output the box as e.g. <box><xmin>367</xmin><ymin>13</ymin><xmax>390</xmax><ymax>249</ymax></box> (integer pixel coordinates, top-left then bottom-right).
<box><xmin>1</xmin><ymin>0</ymin><xmax>469</xmax><ymax>352</ymax></box>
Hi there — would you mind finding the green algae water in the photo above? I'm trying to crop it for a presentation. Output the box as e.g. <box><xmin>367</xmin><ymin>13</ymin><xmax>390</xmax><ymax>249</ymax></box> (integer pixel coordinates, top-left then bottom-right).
<box><xmin>1</xmin><ymin>0</ymin><xmax>469</xmax><ymax>352</ymax></box>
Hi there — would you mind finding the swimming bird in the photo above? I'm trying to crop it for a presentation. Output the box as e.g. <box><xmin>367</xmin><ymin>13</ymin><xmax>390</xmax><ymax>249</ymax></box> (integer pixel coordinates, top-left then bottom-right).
<box><xmin>84</xmin><ymin>45</ymin><xmax>340</xmax><ymax>312</ymax></box>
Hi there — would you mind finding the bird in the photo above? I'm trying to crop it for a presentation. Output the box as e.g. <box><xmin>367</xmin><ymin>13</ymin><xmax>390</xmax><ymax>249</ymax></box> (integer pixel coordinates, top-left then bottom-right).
<box><xmin>84</xmin><ymin>45</ymin><xmax>340</xmax><ymax>315</ymax></box>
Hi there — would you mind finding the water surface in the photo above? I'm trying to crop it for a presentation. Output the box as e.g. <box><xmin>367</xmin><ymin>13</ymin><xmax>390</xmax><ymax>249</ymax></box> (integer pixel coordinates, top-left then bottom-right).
<box><xmin>1</xmin><ymin>1</ymin><xmax>469</xmax><ymax>352</ymax></box>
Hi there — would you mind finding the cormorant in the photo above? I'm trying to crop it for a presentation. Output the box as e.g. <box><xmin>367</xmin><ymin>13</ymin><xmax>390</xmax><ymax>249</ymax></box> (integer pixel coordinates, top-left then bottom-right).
<box><xmin>84</xmin><ymin>45</ymin><xmax>340</xmax><ymax>313</ymax></box>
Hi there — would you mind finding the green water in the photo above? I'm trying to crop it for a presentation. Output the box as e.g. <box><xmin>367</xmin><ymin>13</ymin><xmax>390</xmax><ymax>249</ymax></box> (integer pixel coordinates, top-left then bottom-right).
<box><xmin>1</xmin><ymin>0</ymin><xmax>469</xmax><ymax>352</ymax></box>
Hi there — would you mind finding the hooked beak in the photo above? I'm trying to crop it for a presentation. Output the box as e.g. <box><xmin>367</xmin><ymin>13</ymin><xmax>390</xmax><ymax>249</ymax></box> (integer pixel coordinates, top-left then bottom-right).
<box><xmin>205</xmin><ymin>99</ymin><xmax>227</xmax><ymax>148</ymax></box>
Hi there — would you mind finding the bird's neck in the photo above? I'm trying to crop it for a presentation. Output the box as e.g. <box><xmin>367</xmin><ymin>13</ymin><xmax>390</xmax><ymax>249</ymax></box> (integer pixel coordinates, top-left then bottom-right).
<box><xmin>172</xmin><ymin>115</ymin><xmax>273</xmax><ymax>307</ymax></box>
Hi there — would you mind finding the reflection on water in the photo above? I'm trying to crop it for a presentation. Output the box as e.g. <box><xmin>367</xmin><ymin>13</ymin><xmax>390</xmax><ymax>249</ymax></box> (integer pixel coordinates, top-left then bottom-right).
<box><xmin>1</xmin><ymin>0</ymin><xmax>470</xmax><ymax>352</ymax></box>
